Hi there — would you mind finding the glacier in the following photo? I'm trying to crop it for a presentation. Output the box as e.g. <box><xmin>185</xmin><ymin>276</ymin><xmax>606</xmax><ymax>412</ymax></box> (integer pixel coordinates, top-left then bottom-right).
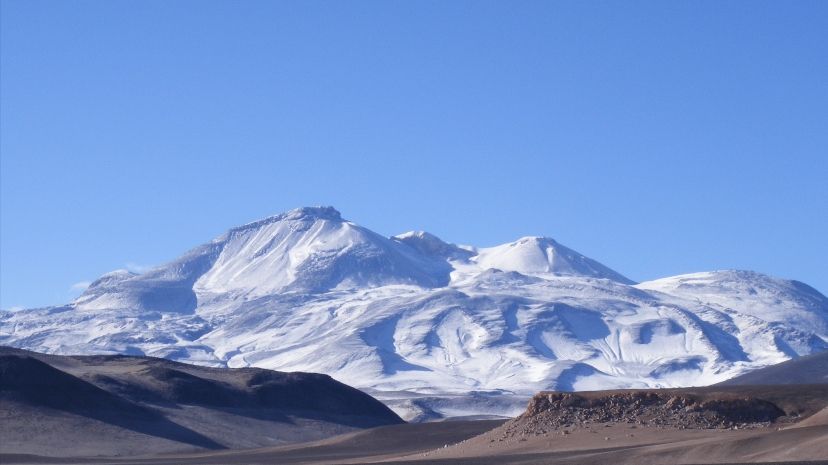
<box><xmin>2</xmin><ymin>206</ymin><xmax>827</xmax><ymax>420</ymax></box>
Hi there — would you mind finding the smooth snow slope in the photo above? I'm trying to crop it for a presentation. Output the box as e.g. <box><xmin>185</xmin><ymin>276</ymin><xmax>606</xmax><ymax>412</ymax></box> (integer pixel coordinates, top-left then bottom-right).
<box><xmin>2</xmin><ymin>207</ymin><xmax>827</xmax><ymax>420</ymax></box>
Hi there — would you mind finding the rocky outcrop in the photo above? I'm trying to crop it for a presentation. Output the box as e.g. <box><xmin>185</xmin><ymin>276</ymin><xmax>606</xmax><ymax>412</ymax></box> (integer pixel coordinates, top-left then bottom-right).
<box><xmin>512</xmin><ymin>390</ymin><xmax>786</xmax><ymax>435</ymax></box>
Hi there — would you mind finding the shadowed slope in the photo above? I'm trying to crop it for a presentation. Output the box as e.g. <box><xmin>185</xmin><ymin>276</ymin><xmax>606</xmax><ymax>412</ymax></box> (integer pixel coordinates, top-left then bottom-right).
<box><xmin>0</xmin><ymin>354</ymin><xmax>225</xmax><ymax>449</ymax></box>
<box><xmin>0</xmin><ymin>347</ymin><xmax>403</xmax><ymax>457</ymax></box>
<box><xmin>718</xmin><ymin>350</ymin><xmax>828</xmax><ymax>386</ymax></box>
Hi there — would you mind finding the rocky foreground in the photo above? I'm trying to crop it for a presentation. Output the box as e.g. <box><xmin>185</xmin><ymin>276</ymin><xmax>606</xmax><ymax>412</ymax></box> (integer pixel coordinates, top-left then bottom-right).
<box><xmin>496</xmin><ymin>386</ymin><xmax>828</xmax><ymax>442</ymax></box>
<box><xmin>408</xmin><ymin>383</ymin><xmax>828</xmax><ymax>465</ymax></box>
<box><xmin>515</xmin><ymin>391</ymin><xmax>783</xmax><ymax>432</ymax></box>
<box><xmin>4</xmin><ymin>350</ymin><xmax>827</xmax><ymax>465</ymax></box>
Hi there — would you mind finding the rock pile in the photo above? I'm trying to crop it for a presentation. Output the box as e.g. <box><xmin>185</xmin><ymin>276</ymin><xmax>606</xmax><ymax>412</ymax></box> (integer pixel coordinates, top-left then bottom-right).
<box><xmin>506</xmin><ymin>391</ymin><xmax>785</xmax><ymax>436</ymax></box>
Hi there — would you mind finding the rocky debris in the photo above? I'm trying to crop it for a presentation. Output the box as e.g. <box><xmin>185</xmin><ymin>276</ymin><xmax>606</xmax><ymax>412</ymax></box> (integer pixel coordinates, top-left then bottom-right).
<box><xmin>501</xmin><ymin>391</ymin><xmax>786</xmax><ymax>438</ymax></box>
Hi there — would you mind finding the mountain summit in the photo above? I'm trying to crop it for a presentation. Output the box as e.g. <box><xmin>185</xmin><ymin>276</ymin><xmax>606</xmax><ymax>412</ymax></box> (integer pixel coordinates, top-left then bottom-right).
<box><xmin>474</xmin><ymin>236</ymin><xmax>634</xmax><ymax>284</ymax></box>
<box><xmin>76</xmin><ymin>207</ymin><xmax>453</xmax><ymax>313</ymax></box>
<box><xmin>196</xmin><ymin>206</ymin><xmax>452</xmax><ymax>296</ymax></box>
<box><xmin>3</xmin><ymin>207</ymin><xmax>827</xmax><ymax>420</ymax></box>
<box><xmin>74</xmin><ymin>207</ymin><xmax>628</xmax><ymax>314</ymax></box>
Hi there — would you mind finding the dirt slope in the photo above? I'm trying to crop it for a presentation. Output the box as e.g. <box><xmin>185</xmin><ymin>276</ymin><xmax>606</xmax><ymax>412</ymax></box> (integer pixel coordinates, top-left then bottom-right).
<box><xmin>0</xmin><ymin>346</ymin><xmax>403</xmax><ymax>457</ymax></box>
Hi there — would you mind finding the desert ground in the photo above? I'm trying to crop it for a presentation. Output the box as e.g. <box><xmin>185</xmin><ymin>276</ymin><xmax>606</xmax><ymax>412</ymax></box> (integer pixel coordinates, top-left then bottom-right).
<box><xmin>3</xmin><ymin>349</ymin><xmax>828</xmax><ymax>465</ymax></box>
<box><xmin>3</xmin><ymin>415</ymin><xmax>826</xmax><ymax>465</ymax></box>
<box><xmin>3</xmin><ymin>386</ymin><xmax>827</xmax><ymax>465</ymax></box>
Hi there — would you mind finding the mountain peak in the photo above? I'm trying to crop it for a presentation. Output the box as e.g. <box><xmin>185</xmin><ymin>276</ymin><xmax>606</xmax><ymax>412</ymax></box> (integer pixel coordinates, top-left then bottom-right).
<box><xmin>393</xmin><ymin>231</ymin><xmax>473</xmax><ymax>260</ymax></box>
<box><xmin>192</xmin><ymin>206</ymin><xmax>451</xmax><ymax>296</ymax></box>
<box><xmin>283</xmin><ymin>206</ymin><xmax>342</xmax><ymax>221</ymax></box>
<box><xmin>475</xmin><ymin>236</ymin><xmax>634</xmax><ymax>284</ymax></box>
<box><xmin>514</xmin><ymin>236</ymin><xmax>560</xmax><ymax>246</ymax></box>
<box><xmin>225</xmin><ymin>206</ymin><xmax>343</xmax><ymax>237</ymax></box>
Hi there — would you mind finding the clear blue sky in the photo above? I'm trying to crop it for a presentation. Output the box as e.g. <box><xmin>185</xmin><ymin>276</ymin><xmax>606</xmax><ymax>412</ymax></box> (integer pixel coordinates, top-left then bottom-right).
<box><xmin>2</xmin><ymin>0</ymin><xmax>827</xmax><ymax>309</ymax></box>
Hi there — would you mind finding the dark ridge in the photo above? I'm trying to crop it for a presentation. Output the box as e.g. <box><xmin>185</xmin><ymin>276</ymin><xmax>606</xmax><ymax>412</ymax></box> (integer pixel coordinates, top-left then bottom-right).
<box><xmin>0</xmin><ymin>354</ymin><xmax>225</xmax><ymax>449</ymax></box>
<box><xmin>718</xmin><ymin>350</ymin><xmax>828</xmax><ymax>386</ymax></box>
<box><xmin>84</xmin><ymin>362</ymin><xmax>404</xmax><ymax>426</ymax></box>
<box><xmin>0</xmin><ymin>346</ymin><xmax>404</xmax><ymax>456</ymax></box>
<box><xmin>245</xmin><ymin>370</ymin><xmax>402</xmax><ymax>419</ymax></box>
<box><xmin>0</xmin><ymin>346</ymin><xmax>401</xmax><ymax>421</ymax></box>
<box><xmin>140</xmin><ymin>366</ymin><xmax>240</xmax><ymax>405</ymax></box>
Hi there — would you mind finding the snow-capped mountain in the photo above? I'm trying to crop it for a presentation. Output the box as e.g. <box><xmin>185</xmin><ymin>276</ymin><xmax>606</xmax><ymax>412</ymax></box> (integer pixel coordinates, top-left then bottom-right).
<box><xmin>2</xmin><ymin>207</ymin><xmax>827</xmax><ymax>420</ymax></box>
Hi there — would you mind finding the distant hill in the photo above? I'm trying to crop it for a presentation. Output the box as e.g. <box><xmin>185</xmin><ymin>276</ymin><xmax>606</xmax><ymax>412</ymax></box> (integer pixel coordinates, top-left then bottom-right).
<box><xmin>0</xmin><ymin>347</ymin><xmax>403</xmax><ymax>457</ymax></box>
<box><xmin>719</xmin><ymin>350</ymin><xmax>828</xmax><ymax>386</ymax></box>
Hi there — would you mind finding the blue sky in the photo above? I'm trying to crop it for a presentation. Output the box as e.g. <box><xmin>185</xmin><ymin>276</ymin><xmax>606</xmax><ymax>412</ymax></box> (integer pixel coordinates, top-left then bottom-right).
<box><xmin>2</xmin><ymin>0</ymin><xmax>827</xmax><ymax>308</ymax></box>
